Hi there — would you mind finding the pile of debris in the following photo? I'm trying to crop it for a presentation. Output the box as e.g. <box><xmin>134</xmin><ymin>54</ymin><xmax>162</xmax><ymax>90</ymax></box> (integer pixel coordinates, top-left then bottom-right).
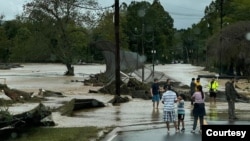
<box><xmin>0</xmin><ymin>103</ymin><xmax>55</xmax><ymax>136</ymax></box>
<box><xmin>85</xmin><ymin>74</ymin><xmax>152</xmax><ymax>100</ymax></box>
<box><xmin>0</xmin><ymin>83</ymin><xmax>107</xmax><ymax>136</ymax></box>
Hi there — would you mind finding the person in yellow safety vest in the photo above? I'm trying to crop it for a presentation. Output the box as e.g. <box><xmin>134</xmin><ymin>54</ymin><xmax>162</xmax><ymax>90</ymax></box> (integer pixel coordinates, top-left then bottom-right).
<box><xmin>195</xmin><ymin>78</ymin><xmax>201</xmax><ymax>86</ymax></box>
<box><xmin>208</xmin><ymin>77</ymin><xmax>219</xmax><ymax>105</ymax></box>
<box><xmin>195</xmin><ymin>77</ymin><xmax>201</xmax><ymax>91</ymax></box>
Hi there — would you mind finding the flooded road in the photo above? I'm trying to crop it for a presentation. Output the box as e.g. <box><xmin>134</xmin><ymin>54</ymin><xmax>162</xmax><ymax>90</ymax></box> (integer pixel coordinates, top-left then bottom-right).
<box><xmin>0</xmin><ymin>63</ymin><xmax>106</xmax><ymax>91</ymax></box>
<box><xmin>0</xmin><ymin>63</ymin><xmax>213</xmax><ymax>91</ymax></box>
<box><xmin>1</xmin><ymin>63</ymin><xmax>249</xmax><ymax>129</ymax></box>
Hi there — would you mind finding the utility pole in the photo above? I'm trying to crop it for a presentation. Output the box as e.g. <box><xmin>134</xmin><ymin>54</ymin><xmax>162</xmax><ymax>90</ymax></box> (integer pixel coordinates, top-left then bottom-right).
<box><xmin>141</xmin><ymin>23</ymin><xmax>145</xmax><ymax>82</ymax></box>
<box><xmin>138</xmin><ymin>9</ymin><xmax>145</xmax><ymax>82</ymax></box>
<box><xmin>219</xmin><ymin>0</ymin><xmax>223</xmax><ymax>75</ymax></box>
<box><xmin>114</xmin><ymin>0</ymin><xmax>120</xmax><ymax>96</ymax></box>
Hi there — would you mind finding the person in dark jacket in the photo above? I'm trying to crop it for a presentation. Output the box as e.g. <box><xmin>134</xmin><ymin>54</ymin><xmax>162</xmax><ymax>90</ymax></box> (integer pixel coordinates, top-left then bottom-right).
<box><xmin>190</xmin><ymin>78</ymin><xmax>196</xmax><ymax>105</ymax></box>
<box><xmin>225</xmin><ymin>78</ymin><xmax>238</xmax><ymax>120</ymax></box>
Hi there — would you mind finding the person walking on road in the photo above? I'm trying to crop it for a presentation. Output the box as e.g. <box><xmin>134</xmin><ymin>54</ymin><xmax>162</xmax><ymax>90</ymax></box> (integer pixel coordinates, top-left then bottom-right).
<box><xmin>177</xmin><ymin>94</ymin><xmax>185</xmax><ymax>132</ymax></box>
<box><xmin>161</xmin><ymin>86</ymin><xmax>178</xmax><ymax>133</ymax></box>
<box><xmin>191</xmin><ymin>85</ymin><xmax>206</xmax><ymax>133</ymax></box>
<box><xmin>208</xmin><ymin>77</ymin><xmax>219</xmax><ymax>105</ymax></box>
<box><xmin>150</xmin><ymin>78</ymin><xmax>160</xmax><ymax>109</ymax></box>
<box><xmin>225</xmin><ymin>78</ymin><xmax>238</xmax><ymax>121</ymax></box>
<box><xmin>190</xmin><ymin>78</ymin><xmax>196</xmax><ymax>105</ymax></box>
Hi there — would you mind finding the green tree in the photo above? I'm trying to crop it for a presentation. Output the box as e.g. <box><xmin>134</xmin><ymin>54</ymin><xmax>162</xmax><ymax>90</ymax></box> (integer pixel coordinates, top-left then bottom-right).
<box><xmin>12</xmin><ymin>27</ymin><xmax>31</xmax><ymax>62</ymax></box>
<box><xmin>224</xmin><ymin>0</ymin><xmax>250</xmax><ymax>22</ymax></box>
<box><xmin>0</xmin><ymin>26</ymin><xmax>11</xmax><ymax>63</ymax></box>
<box><xmin>125</xmin><ymin>0</ymin><xmax>174</xmax><ymax>64</ymax></box>
<box><xmin>2</xmin><ymin>17</ymin><xmax>57</xmax><ymax>63</ymax></box>
<box><xmin>23</xmin><ymin>0</ymin><xmax>98</xmax><ymax>75</ymax></box>
<box><xmin>147</xmin><ymin>0</ymin><xmax>174</xmax><ymax>63</ymax></box>
<box><xmin>0</xmin><ymin>19</ymin><xmax>21</xmax><ymax>63</ymax></box>
<box><xmin>92</xmin><ymin>9</ymin><xmax>128</xmax><ymax>49</ymax></box>
<box><xmin>201</xmin><ymin>0</ymin><xmax>250</xmax><ymax>73</ymax></box>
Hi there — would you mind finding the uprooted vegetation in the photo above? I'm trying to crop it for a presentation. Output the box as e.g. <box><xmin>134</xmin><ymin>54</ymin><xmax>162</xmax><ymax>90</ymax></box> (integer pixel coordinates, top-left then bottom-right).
<box><xmin>0</xmin><ymin>103</ymin><xmax>12</xmax><ymax>125</ymax></box>
<box><xmin>84</xmin><ymin>73</ymin><xmax>152</xmax><ymax>100</ymax></box>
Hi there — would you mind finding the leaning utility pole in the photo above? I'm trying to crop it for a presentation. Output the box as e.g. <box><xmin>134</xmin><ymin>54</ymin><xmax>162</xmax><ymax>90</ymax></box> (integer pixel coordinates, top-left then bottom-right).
<box><xmin>114</xmin><ymin>0</ymin><xmax>120</xmax><ymax>96</ymax></box>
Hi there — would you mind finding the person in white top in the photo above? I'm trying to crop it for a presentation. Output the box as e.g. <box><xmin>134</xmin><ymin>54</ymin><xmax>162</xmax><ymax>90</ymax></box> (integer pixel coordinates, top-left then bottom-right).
<box><xmin>161</xmin><ymin>86</ymin><xmax>178</xmax><ymax>133</ymax></box>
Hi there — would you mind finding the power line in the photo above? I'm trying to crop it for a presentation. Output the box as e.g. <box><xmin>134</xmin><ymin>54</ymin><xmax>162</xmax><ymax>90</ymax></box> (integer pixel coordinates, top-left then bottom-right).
<box><xmin>61</xmin><ymin>1</ymin><xmax>114</xmax><ymax>11</ymax></box>
<box><xmin>76</xmin><ymin>4</ymin><xmax>114</xmax><ymax>10</ymax></box>
<box><xmin>160</xmin><ymin>0</ymin><xmax>207</xmax><ymax>13</ymax></box>
<box><xmin>169</xmin><ymin>11</ymin><xmax>204</xmax><ymax>17</ymax></box>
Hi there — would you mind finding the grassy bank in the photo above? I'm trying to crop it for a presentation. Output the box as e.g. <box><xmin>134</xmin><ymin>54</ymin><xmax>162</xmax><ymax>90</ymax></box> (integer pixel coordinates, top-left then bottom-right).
<box><xmin>3</xmin><ymin>127</ymin><xmax>102</xmax><ymax>141</ymax></box>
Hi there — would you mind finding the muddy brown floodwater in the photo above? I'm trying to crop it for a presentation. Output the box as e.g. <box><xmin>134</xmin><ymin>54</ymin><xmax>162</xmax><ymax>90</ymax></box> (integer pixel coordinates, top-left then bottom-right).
<box><xmin>0</xmin><ymin>63</ymin><xmax>249</xmax><ymax>128</ymax></box>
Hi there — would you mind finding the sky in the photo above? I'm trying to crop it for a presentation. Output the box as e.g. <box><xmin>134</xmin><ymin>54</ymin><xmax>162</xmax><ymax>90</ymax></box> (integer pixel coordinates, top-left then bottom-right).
<box><xmin>0</xmin><ymin>0</ymin><xmax>212</xmax><ymax>29</ymax></box>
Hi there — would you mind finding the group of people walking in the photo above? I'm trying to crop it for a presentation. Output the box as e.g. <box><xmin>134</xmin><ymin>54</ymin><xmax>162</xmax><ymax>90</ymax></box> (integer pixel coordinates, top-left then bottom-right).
<box><xmin>150</xmin><ymin>76</ymin><xmax>239</xmax><ymax>134</ymax></box>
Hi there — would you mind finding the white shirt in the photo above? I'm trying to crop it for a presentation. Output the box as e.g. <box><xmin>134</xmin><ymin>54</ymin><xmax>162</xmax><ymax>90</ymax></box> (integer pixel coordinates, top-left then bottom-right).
<box><xmin>162</xmin><ymin>90</ymin><xmax>177</xmax><ymax>111</ymax></box>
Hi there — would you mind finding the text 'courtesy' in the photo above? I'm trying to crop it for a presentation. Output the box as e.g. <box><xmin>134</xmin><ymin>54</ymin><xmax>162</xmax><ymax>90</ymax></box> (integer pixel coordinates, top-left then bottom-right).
<box><xmin>202</xmin><ymin>125</ymin><xmax>249</xmax><ymax>140</ymax></box>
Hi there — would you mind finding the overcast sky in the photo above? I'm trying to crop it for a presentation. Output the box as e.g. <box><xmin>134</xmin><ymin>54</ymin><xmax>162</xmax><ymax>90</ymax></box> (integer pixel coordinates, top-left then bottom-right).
<box><xmin>0</xmin><ymin>0</ymin><xmax>212</xmax><ymax>29</ymax></box>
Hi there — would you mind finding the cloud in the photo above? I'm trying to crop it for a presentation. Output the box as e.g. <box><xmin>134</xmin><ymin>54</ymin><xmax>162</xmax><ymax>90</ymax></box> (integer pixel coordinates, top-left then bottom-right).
<box><xmin>98</xmin><ymin>0</ymin><xmax>212</xmax><ymax>29</ymax></box>
<box><xmin>0</xmin><ymin>0</ymin><xmax>25</xmax><ymax>20</ymax></box>
<box><xmin>0</xmin><ymin>0</ymin><xmax>212</xmax><ymax>29</ymax></box>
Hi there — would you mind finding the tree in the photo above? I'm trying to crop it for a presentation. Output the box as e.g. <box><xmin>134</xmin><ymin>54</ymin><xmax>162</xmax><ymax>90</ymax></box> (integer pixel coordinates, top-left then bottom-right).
<box><xmin>125</xmin><ymin>0</ymin><xmax>174</xmax><ymax>64</ymax></box>
<box><xmin>0</xmin><ymin>19</ymin><xmax>21</xmax><ymax>63</ymax></box>
<box><xmin>147</xmin><ymin>0</ymin><xmax>174</xmax><ymax>63</ymax></box>
<box><xmin>23</xmin><ymin>0</ymin><xmax>99</xmax><ymax>75</ymax></box>
<box><xmin>92</xmin><ymin>10</ymin><xmax>129</xmax><ymax>50</ymax></box>
<box><xmin>224</xmin><ymin>0</ymin><xmax>250</xmax><ymax>22</ymax></box>
<box><xmin>206</xmin><ymin>21</ymin><xmax>250</xmax><ymax>76</ymax></box>
<box><xmin>0</xmin><ymin>26</ymin><xmax>11</xmax><ymax>63</ymax></box>
<box><xmin>200</xmin><ymin>0</ymin><xmax>250</xmax><ymax>73</ymax></box>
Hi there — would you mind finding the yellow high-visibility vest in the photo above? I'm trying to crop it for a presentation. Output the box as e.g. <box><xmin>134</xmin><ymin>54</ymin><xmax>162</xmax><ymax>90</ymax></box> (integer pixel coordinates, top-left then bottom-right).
<box><xmin>208</xmin><ymin>81</ymin><xmax>219</xmax><ymax>91</ymax></box>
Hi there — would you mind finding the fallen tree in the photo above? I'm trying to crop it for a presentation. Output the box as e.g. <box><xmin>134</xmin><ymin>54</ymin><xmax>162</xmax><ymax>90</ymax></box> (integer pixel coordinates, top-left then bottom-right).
<box><xmin>0</xmin><ymin>103</ymin><xmax>55</xmax><ymax>133</ymax></box>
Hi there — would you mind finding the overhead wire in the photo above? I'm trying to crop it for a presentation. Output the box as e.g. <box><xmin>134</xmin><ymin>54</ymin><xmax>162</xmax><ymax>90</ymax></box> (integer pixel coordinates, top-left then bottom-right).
<box><xmin>74</xmin><ymin>0</ymin><xmax>209</xmax><ymax>29</ymax></box>
<box><xmin>61</xmin><ymin>0</ymin><xmax>114</xmax><ymax>11</ymax></box>
<box><xmin>159</xmin><ymin>0</ymin><xmax>206</xmax><ymax>18</ymax></box>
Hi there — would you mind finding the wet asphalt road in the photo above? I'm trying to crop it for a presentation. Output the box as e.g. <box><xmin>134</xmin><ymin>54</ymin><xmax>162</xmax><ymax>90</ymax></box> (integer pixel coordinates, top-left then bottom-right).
<box><xmin>103</xmin><ymin>107</ymin><xmax>250</xmax><ymax>141</ymax></box>
<box><xmin>101</xmin><ymin>97</ymin><xmax>250</xmax><ymax>141</ymax></box>
<box><xmin>108</xmin><ymin>121</ymin><xmax>250</xmax><ymax>141</ymax></box>
<box><xmin>110</xmin><ymin>128</ymin><xmax>202</xmax><ymax>141</ymax></box>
